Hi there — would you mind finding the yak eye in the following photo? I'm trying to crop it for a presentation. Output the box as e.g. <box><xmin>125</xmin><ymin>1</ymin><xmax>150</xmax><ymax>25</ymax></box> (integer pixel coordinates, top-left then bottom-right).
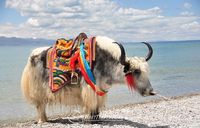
<box><xmin>134</xmin><ymin>69</ymin><xmax>141</xmax><ymax>75</ymax></box>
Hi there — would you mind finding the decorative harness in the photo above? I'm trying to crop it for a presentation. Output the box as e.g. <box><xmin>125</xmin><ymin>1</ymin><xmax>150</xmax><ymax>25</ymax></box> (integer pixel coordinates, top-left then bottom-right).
<box><xmin>47</xmin><ymin>33</ymin><xmax>107</xmax><ymax>96</ymax></box>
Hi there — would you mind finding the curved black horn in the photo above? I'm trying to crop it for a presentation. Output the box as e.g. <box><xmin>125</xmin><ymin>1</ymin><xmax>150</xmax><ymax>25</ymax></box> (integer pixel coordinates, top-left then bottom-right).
<box><xmin>141</xmin><ymin>42</ymin><xmax>153</xmax><ymax>61</ymax></box>
<box><xmin>114</xmin><ymin>42</ymin><xmax>130</xmax><ymax>73</ymax></box>
<box><xmin>113</xmin><ymin>42</ymin><xmax>127</xmax><ymax>65</ymax></box>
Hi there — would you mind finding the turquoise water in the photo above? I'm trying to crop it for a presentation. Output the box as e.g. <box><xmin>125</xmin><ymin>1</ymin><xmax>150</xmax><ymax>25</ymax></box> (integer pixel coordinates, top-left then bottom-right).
<box><xmin>0</xmin><ymin>41</ymin><xmax>200</xmax><ymax>122</ymax></box>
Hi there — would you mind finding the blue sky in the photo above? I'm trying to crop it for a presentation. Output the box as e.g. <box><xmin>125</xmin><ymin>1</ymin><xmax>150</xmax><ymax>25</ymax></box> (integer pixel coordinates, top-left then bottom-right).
<box><xmin>0</xmin><ymin>0</ymin><xmax>200</xmax><ymax>41</ymax></box>
<box><xmin>114</xmin><ymin>0</ymin><xmax>200</xmax><ymax>16</ymax></box>
<box><xmin>0</xmin><ymin>0</ymin><xmax>26</xmax><ymax>24</ymax></box>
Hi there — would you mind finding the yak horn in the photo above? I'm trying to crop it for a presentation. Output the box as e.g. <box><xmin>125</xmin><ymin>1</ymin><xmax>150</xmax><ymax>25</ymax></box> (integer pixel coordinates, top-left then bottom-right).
<box><xmin>142</xmin><ymin>42</ymin><xmax>153</xmax><ymax>61</ymax></box>
<box><xmin>113</xmin><ymin>42</ymin><xmax>128</xmax><ymax>66</ymax></box>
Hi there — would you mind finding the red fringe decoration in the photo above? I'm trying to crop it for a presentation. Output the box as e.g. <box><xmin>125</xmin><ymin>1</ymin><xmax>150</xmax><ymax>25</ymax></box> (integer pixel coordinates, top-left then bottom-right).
<box><xmin>125</xmin><ymin>73</ymin><xmax>136</xmax><ymax>92</ymax></box>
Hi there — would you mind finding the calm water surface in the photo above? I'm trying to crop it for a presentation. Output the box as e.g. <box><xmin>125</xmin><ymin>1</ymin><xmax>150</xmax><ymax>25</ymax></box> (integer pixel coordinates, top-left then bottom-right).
<box><xmin>0</xmin><ymin>41</ymin><xmax>200</xmax><ymax>122</ymax></box>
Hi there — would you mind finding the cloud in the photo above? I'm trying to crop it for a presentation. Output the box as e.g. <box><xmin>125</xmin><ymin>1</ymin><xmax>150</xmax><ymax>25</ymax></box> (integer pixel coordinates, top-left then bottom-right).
<box><xmin>181</xmin><ymin>2</ymin><xmax>194</xmax><ymax>17</ymax></box>
<box><xmin>26</xmin><ymin>18</ymin><xmax>39</xmax><ymax>27</ymax></box>
<box><xmin>181</xmin><ymin>11</ymin><xmax>194</xmax><ymax>16</ymax></box>
<box><xmin>183</xmin><ymin>2</ymin><xmax>192</xmax><ymax>9</ymax></box>
<box><xmin>1</xmin><ymin>0</ymin><xmax>200</xmax><ymax>41</ymax></box>
<box><xmin>181</xmin><ymin>21</ymin><xmax>200</xmax><ymax>32</ymax></box>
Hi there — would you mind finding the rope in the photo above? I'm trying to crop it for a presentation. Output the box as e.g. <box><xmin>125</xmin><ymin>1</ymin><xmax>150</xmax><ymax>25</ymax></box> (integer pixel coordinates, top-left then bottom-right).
<box><xmin>155</xmin><ymin>93</ymin><xmax>170</xmax><ymax>101</ymax></box>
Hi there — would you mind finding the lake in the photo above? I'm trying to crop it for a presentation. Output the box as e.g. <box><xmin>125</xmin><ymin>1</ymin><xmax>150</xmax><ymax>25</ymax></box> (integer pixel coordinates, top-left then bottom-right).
<box><xmin>0</xmin><ymin>40</ymin><xmax>200</xmax><ymax>122</ymax></box>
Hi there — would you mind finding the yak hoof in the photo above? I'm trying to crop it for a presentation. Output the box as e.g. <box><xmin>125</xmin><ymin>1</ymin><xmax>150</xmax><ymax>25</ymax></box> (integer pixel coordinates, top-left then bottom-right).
<box><xmin>90</xmin><ymin>110</ymin><xmax>100</xmax><ymax>124</ymax></box>
<box><xmin>37</xmin><ymin>118</ymin><xmax>47</xmax><ymax>124</ymax></box>
<box><xmin>91</xmin><ymin>114</ymin><xmax>100</xmax><ymax>120</ymax></box>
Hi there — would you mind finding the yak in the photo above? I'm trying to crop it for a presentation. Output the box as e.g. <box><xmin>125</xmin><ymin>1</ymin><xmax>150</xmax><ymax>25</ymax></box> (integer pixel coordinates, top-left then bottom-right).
<box><xmin>21</xmin><ymin>35</ymin><xmax>155</xmax><ymax>123</ymax></box>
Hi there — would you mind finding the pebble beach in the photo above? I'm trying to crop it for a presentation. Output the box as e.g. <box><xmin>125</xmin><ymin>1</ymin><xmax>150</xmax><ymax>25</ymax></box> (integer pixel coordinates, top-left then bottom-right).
<box><xmin>1</xmin><ymin>93</ymin><xmax>200</xmax><ymax>128</ymax></box>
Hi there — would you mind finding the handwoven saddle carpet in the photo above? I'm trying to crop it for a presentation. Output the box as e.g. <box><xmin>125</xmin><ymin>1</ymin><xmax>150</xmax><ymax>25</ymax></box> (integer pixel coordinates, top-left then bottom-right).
<box><xmin>47</xmin><ymin>37</ymin><xmax>96</xmax><ymax>92</ymax></box>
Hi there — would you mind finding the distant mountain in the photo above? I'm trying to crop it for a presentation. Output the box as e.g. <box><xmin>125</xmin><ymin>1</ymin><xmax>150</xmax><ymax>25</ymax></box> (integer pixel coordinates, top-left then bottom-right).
<box><xmin>153</xmin><ymin>40</ymin><xmax>200</xmax><ymax>43</ymax></box>
<box><xmin>0</xmin><ymin>36</ymin><xmax>55</xmax><ymax>46</ymax></box>
<box><xmin>0</xmin><ymin>36</ymin><xmax>199</xmax><ymax>46</ymax></box>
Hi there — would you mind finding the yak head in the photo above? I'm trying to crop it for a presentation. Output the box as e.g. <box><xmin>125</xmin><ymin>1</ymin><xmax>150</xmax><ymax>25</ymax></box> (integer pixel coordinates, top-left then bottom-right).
<box><xmin>115</xmin><ymin>42</ymin><xmax>156</xmax><ymax>96</ymax></box>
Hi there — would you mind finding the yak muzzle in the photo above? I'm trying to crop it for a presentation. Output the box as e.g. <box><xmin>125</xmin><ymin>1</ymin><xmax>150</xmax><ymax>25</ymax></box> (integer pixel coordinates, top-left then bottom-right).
<box><xmin>141</xmin><ymin>88</ymin><xmax>157</xmax><ymax>96</ymax></box>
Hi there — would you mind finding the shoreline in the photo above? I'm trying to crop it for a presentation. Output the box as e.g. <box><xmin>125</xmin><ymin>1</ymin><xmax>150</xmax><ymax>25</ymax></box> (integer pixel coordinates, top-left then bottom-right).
<box><xmin>1</xmin><ymin>92</ymin><xmax>200</xmax><ymax>128</ymax></box>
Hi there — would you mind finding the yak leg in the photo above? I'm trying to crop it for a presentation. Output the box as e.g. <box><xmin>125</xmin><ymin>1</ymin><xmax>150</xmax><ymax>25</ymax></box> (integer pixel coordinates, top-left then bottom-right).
<box><xmin>90</xmin><ymin>95</ymin><xmax>106</xmax><ymax>121</ymax></box>
<box><xmin>90</xmin><ymin>108</ymin><xmax>99</xmax><ymax>120</ymax></box>
<box><xmin>81</xmin><ymin>85</ymin><xmax>107</xmax><ymax>123</ymax></box>
<box><xmin>81</xmin><ymin>85</ymin><xmax>100</xmax><ymax>121</ymax></box>
<box><xmin>36</xmin><ymin>103</ymin><xmax>47</xmax><ymax>123</ymax></box>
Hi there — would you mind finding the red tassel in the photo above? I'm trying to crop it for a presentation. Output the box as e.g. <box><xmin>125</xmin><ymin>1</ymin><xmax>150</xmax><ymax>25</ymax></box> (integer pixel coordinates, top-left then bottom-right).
<box><xmin>125</xmin><ymin>73</ymin><xmax>136</xmax><ymax>92</ymax></box>
<box><xmin>69</xmin><ymin>52</ymin><xmax>79</xmax><ymax>70</ymax></box>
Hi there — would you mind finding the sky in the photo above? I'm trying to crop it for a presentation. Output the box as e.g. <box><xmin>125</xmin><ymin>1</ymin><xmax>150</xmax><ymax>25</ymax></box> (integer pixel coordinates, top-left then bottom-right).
<box><xmin>0</xmin><ymin>0</ymin><xmax>200</xmax><ymax>41</ymax></box>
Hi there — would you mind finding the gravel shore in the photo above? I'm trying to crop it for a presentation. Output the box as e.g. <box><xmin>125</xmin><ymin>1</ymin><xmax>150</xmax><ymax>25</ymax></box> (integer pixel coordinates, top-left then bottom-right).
<box><xmin>1</xmin><ymin>93</ymin><xmax>200</xmax><ymax>128</ymax></box>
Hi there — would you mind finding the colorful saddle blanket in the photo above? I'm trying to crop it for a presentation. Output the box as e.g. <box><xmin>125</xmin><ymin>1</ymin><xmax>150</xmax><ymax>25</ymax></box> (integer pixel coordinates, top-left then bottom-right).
<box><xmin>47</xmin><ymin>36</ymin><xmax>96</xmax><ymax>92</ymax></box>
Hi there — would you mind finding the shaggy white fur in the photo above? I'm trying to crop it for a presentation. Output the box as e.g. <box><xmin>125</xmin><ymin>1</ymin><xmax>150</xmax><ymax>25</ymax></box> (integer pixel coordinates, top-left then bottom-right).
<box><xmin>127</xmin><ymin>57</ymin><xmax>149</xmax><ymax>74</ymax></box>
<box><xmin>96</xmin><ymin>36</ymin><xmax>121</xmax><ymax>60</ymax></box>
<box><xmin>30</xmin><ymin>47</ymin><xmax>49</xmax><ymax>56</ymax></box>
